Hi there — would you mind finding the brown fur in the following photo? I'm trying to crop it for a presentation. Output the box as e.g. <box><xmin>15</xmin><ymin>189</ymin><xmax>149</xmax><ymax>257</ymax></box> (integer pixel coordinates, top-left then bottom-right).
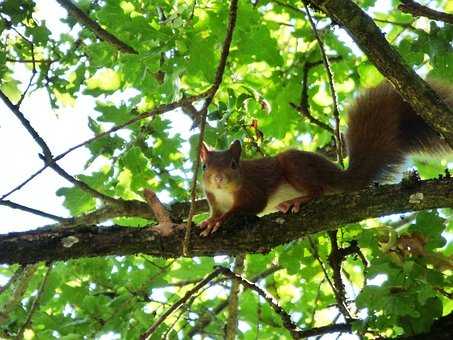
<box><xmin>343</xmin><ymin>80</ymin><xmax>452</xmax><ymax>190</ymax></box>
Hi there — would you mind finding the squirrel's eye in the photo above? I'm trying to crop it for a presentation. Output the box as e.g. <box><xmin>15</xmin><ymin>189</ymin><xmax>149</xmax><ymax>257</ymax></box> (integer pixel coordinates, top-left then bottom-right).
<box><xmin>202</xmin><ymin>163</ymin><xmax>207</xmax><ymax>171</ymax></box>
<box><xmin>231</xmin><ymin>160</ymin><xmax>238</xmax><ymax>169</ymax></box>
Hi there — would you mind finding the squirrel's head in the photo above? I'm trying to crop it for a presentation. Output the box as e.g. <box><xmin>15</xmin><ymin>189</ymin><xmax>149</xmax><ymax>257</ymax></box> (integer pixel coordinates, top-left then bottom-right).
<box><xmin>200</xmin><ymin>140</ymin><xmax>242</xmax><ymax>192</ymax></box>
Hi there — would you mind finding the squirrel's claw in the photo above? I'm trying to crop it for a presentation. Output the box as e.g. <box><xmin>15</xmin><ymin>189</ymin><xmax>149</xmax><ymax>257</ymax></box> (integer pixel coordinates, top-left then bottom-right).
<box><xmin>277</xmin><ymin>196</ymin><xmax>308</xmax><ymax>214</ymax></box>
<box><xmin>200</xmin><ymin>218</ymin><xmax>221</xmax><ymax>237</ymax></box>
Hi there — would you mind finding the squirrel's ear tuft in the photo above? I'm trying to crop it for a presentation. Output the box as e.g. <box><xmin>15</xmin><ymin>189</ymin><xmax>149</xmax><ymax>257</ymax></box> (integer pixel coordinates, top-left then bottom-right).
<box><xmin>229</xmin><ymin>140</ymin><xmax>242</xmax><ymax>160</ymax></box>
<box><xmin>200</xmin><ymin>141</ymin><xmax>210</xmax><ymax>162</ymax></box>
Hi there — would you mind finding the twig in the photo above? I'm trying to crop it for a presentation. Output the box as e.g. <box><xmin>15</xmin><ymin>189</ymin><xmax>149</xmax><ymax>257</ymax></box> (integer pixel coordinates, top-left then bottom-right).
<box><xmin>16</xmin><ymin>42</ymin><xmax>37</xmax><ymax>108</ymax></box>
<box><xmin>140</xmin><ymin>268</ymin><xmax>223</xmax><ymax>339</ymax></box>
<box><xmin>291</xmin><ymin>57</ymin><xmax>342</xmax><ymax>134</ymax></box>
<box><xmin>327</xmin><ymin>231</ymin><xmax>352</xmax><ymax>321</ymax></box>
<box><xmin>0</xmin><ymin>265</ymin><xmax>38</xmax><ymax>320</ymax></box>
<box><xmin>143</xmin><ymin>189</ymin><xmax>183</xmax><ymax>236</ymax></box>
<box><xmin>217</xmin><ymin>266</ymin><xmax>302</xmax><ymax>339</ymax></box>
<box><xmin>0</xmin><ymin>90</ymin><xmax>52</xmax><ymax>158</ymax></box>
<box><xmin>55</xmin><ymin>0</ymin><xmax>138</xmax><ymax>53</ymax></box>
<box><xmin>0</xmin><ymin>200</ymin><xmax>69</xmax><ymax>222</ymax></box>
<box><xmin>308</xmin><ymin>236</ymin><xmax>353</xmax><ymax>321</ymax></box>
<box><xmin>187</xmin><ymin>264</ymin><xmax>282</xmax><ymax>337</ymax></box>
<box><xmin>15</xmin><ymin>264</ymin><xmax>53</xmax><ymax>339</ymax></box>
<box><xmin>0</xmin><ymin>92</ymin><xmax>208</xmax><ymax>202</ymax></box>
<box><xmin>0</xmin><ymin>266</ymin><xmax>25</xmax><ymax>295</ymax></box>
<box><xmin>308</xmin><ymin>277</ymin><xmax>325</xmax><ymax>327</ymax></box>
<box><xmin>302</xmin><ymin>0</ymin><xmax>343</xmax><ymax>164</ymax></box>
<box><xmin>298</xmin><ymin>323</ymin><xmax>352</xmax><ymax>338</ymax></box>
<box><xmin>6</xmin><ymin>58</ymin><xmax>56</xmax><ymax>64</ymax></box>
<box><xmin>143</xmin><ymin>189</ymin><xmax>172</xmax><ymax>224</ymax></box>
<box><xmin>225</xmin><ymin>254</ymin><xmax>245</xmax><ymax>340</ymax></box>
<box><xmin>399</xmin><ymin>0</ymin><xmax>453</xmax><ymax>24</ymax></box>
<box><xmin>273</xmin><ymin>0</ymin><xmax>304</xmax><ymax>15</ymax></box>
<box><xmin>0</xmin><ymin>90</ymin><xmax>118</xmax><ymax>205</ymax></box>
<box><xmin>183</xmin><ymin>0</ymin><xmax>239</xmax><ymax>255</ymax></box>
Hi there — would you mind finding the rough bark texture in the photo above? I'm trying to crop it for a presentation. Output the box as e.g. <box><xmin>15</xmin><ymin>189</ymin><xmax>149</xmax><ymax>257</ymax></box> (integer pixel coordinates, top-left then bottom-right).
<box><xmin>2</xmin><ymin>177</ymin><xmax>453</xmax><ymax>265</ymax></box>
<box><xmin>310</xmin><ymin>0</ymin><xmax>453</xmax><ymax>147</ymax></box>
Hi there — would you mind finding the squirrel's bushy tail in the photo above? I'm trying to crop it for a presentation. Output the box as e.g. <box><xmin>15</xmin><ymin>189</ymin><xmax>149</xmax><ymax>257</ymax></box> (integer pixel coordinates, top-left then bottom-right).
<box><xmin>340</xmin><ymin>80</ymin><xmax>452</xmax><ymax>190</ymax></box>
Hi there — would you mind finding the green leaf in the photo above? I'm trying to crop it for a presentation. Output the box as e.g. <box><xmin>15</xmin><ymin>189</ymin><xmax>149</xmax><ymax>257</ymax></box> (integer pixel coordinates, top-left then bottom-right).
<box><xmin>56</xmin><ymin>186</ymin><xmax>96</xmax><ymax>216</ymax></box>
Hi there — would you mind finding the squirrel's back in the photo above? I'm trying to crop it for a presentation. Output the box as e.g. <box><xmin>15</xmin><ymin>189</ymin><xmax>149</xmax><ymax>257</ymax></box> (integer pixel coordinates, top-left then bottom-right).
<box><xmin>343</xmin><ymin>80</ymin><xmax>452</xmax><ymax>190</ymax></box>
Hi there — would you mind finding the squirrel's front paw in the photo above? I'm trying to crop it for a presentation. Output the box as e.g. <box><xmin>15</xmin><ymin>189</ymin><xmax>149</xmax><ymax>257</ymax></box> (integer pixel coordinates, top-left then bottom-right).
<box><xmin>199</xmin><ymin>217</ymin><xmax>222</xmax><ymax>237</ymax></box>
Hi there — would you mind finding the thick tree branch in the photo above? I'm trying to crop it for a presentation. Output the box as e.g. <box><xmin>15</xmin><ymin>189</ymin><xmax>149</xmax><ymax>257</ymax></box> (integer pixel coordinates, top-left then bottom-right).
<box><xmin>309</xmin><ymin>0</ymin><xmax>453</xmax><ymax>147</ymax></box>
<box><xmin>1</xmin><ymin>177</ymin><xmax>452</xmax><ymax>265</ymax></box>
<box><xmin>55</xmin><ymin>0</ymin><xmax>138</xmax><ymax>54</ymax></box>
<box><xmin>399</xmin><ymin>0</ymin><xmax>453</xmax><ymax>24</ymax></box>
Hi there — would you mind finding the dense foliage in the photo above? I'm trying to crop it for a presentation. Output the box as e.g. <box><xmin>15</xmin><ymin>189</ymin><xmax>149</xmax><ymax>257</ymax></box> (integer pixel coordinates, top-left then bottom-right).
<box><xmin>0</xmin><ymin>0</ymin><xmax>452</xmax><ymax>339</ymax></box>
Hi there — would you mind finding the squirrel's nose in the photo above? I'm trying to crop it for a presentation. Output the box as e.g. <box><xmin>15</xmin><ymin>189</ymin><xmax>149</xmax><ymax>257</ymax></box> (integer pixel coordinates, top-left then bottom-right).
<box><xmin>214</xmin><ymin>175</ymin><xmax>224</xmax><ymax>183</ymax></box>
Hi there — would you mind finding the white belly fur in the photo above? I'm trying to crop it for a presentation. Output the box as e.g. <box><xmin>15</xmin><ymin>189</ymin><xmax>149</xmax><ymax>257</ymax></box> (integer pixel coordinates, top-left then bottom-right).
<box><xmin>208</xmin><ymin>187</ymin><xmax>235</xmax><ymax>213</ymax></box>
<box><xmin>259</xmin><ymin>181</ymin><xmax>305</xmax><ymax>216</ymax></box>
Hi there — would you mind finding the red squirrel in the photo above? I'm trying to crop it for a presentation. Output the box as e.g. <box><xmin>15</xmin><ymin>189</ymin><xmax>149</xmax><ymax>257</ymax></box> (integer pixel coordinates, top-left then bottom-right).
<box><xmin>199</xmin><ymin>81</ymin><xmax>452</xmax><ymax>236</ymax></box>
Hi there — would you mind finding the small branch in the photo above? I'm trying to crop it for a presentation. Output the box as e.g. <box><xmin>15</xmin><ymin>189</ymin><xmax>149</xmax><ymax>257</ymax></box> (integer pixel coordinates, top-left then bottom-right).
<box><xmin>0</xmin><ymin>92</ymin><xmax>208</xmax><ymax>202</ymax></box>
<box><xmin>217</xmin><ymin>266</ymin><xmax>302</xmax><ymax>339</ymax></box>
<box><xmin>140</xmin><ymin>268</ymin><xmax>223</xmax><ymax>339</ymax></box>
<box><xmin>0</xmin><ymin>90</ymin><xmax>118</xmax><ymax>205</ymax></box>
<box><xmin>290</xmin><ymin>101</ymin><xmax>334</xmax><ymax>134</ymax></box>
<box><xmin>225</xmin><ymin>254</ymin><xmax>245</xmax><ymax>340</ymax></box>
<box><xmin>187</xmin><ymin>264</ymin><xmax>282</xmax><ymax>337</ymax></box>
<box><xmin>40</xmin><ymin>156</ymin><xmax>119</xmax><ymax>204</ymax></box>
<box><xmin>302</xmin><ymin>1</ymin><xmax>343</xmax><ymax>164</ymax></box>
<box><xmin>15</xmin><ymin>264</ymin><xmax>52</xmax><ymax>339</ymax></box>
<box><xmin>0</xmin><ymin>266</ymin><xmax>25</xmax><ymax>295</ymax></box>
<box><xmin>298</xmin><ymin>323</ymin><xmax>352</xmax><ymax>338</ymax></box>
<box><xmin>183</xmin><ymin>0</ymin><xmax>239</xmax><ymax>255</ymax></box>
<box><xmin>399</xmin><ymin>0</ymin><xmax>453</xmax><ymax>24</ymax></box>
<box><xmin>0</xmin><ymin>265</ymin><xmax>38</xmax><ymax>320</ymax></box>
<box><xmin>0</xmin><ymin>90</ymin><xmax>52</xmax><ymax>158</ymax></box>
<box><xmin>291</xmin><ymin>57</ymin><xmax>342</xmax><ymax>135</ymax></box>
<box><xmin>55</xmin><ymin>0</ymin><xmax>138</xmax><ymax>53</ymax></box>
<box><xmin>273</xmin><ymin>0</ymin><xmax>305</xmax><ymax>15</ymax></box>
<box><xmin>6</xmin><ymin>58</ymin><xmax>56</xmax><ymax>64</ymax></box>
<box><xmin>0</xmin><ymin>200</ymin><xmax>69</xmax><ymax>222</ymax></box>
<box><xmin>308</xmin><ymin>237</ymin><xmax>353</xmax><ymax>321</ymax></box>
<box><xmin>143</xmin><ymin>189</ymin><xmax>183</xmax><ymax>236</ymax></box>
<box><xmin>143</xmin><ymin>189</ymin><xmax>172</xmax><ymax>224</ymax></box>
<box><xmin>327</xmin><ymin>231</ymin><xmax>353</xmax><ymax>321</ymax></box>
<box><xmin>16</xmin><ymin>42</ymin><xmax>37</xmax><ymax>108</ymax></box>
